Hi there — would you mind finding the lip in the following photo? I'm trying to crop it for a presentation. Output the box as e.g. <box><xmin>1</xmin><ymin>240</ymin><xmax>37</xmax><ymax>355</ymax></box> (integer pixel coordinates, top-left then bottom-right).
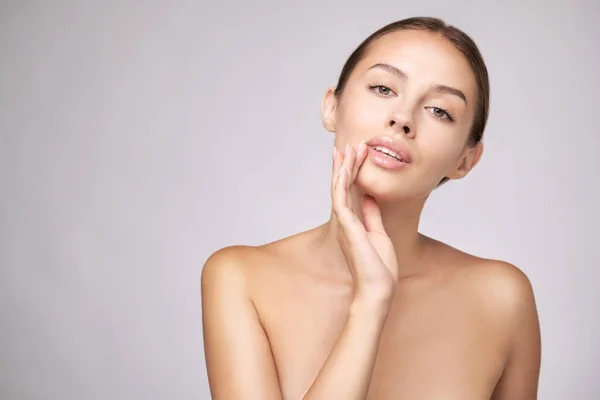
<box><xmin>365</xmin><ymin>136</ymin><xmax>413</xmax><ymax>164</ymax></box>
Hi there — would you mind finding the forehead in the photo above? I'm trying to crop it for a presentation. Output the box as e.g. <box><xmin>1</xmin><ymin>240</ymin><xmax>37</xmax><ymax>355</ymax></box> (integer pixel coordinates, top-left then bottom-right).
<box><xmin>357</xmin><ymin>29</ymin><xmax>477</xmax><ymax>99</ymax></box>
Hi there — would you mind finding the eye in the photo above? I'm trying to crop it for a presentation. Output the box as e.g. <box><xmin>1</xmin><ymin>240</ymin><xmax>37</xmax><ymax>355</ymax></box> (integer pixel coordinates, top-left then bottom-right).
<box><xmin>426</xmin><ymin>106</ymin><xmax>455</xmax><ymax>122</ymax></box>
<box><xmin>368</xmin><ymin>84</ymin><xmax>395</xmax><ymax>97</ymax></box>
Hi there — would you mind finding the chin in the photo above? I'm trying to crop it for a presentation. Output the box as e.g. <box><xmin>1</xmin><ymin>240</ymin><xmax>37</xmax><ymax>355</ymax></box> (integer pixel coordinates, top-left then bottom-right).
<box><xmin>355</xmin><ymin>164</ymin><xmax>433</xmax><ymax>203</ymax></box>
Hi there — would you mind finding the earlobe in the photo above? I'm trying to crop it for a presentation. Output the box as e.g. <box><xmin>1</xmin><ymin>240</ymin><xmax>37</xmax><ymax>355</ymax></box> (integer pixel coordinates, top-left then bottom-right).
<box><xmin>447</xmin><ymin>141</ymin><xmax>484</xmax><ymax>180</ymax></box>
<box><xmin>321</xmin><ymin>87</ymin><xmax>338</xmax><ymax>133</ymax></box>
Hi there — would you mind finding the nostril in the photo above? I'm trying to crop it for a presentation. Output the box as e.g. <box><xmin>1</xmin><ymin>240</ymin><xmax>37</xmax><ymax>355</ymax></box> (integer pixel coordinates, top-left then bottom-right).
<box><xmin>388</xmin><ymin>120</ymin><xmax>411</xmax><ymax>134</ymax></box>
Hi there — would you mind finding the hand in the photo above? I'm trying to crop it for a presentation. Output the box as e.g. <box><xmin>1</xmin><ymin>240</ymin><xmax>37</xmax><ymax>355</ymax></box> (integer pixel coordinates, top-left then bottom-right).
<box><xmin>331</xmin><ymin>142</ymin><xmax>400</xmax><ymax>305</ymax></box>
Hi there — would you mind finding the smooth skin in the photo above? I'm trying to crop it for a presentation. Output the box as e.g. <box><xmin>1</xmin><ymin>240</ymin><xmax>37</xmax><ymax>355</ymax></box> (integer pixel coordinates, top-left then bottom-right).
<box><xmin>202</xmin><ymin>29</ymin><xmax>541</xmax><ymax>399</ymax></box>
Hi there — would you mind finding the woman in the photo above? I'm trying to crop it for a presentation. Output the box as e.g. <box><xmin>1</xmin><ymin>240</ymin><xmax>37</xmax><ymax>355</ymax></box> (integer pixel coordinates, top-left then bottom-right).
<box><xmin>201</xmin><ymin>16</ymin><xmax>541</xmax><ymax>399</ymax></box>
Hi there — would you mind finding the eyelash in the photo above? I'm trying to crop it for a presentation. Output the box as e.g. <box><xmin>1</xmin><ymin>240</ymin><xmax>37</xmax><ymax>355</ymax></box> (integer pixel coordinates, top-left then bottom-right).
<box><xmin>366</xmin><ymin>83</ymin><xmax>456</xmax><ymax>123</ymax></box>
<box><xmin>367</xmin><ymin>82</ymin><xmax>395</xmax><ymax>97</ymax></box>
<box><xmin>426</xmin><ymin>106</ymin><xmax>455</xmax><ymax>122</ymax></box>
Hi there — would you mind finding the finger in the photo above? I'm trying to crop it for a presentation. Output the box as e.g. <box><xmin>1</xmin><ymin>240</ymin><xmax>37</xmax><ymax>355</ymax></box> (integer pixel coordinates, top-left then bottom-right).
<box><xmin>333</xmin><ymin>167</ymin><xmax>365</xmax><ymax>238</ymax></box>
<box><xmin>331</xmin><ymin>146</ymin><xmax>342</xmax><ymax>196</ymax></box>
<box><xmin>358</xmin><ymin>140</ymin><xmax>369</xmax><ymax>167</ymax></box>
<box><xmin>351</xmin><ymin>140</ymin><xmax>368</xmax><ymax>182</ymax></box>
<box><xmin>332</xmin><ymin>144</ymin><xmax>351</xmax><ymax>195</ymax></box>
<box><xmin>332</xmin><ymin>144</ymin><xmax>353</xmax><ymax>211</ymax></box>
<box><xmin>342</xmin><ymin>144</ymin><xmax>356</xmax><ymax>182</ymax></box>
<box><xmin>343</xmin><ymin>146</ymin><xmax>357</xmax><ymax>210</ymax></box>
<box><xmin>333</xmin><ymin>166</ymin><xmax>350</xmax><ymax>223</ymax></box>
<box><xmin>361</xmin><ymin>194</ymin><xmax>386</xmax><ymax>234</ymax></box>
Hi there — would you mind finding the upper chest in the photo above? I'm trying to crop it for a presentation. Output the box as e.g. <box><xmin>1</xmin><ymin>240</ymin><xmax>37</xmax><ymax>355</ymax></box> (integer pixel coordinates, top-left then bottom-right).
<box><xmin>252</xmin><ymin>268</ymin><xmax>509</xmax><ymax>399</ymax></box>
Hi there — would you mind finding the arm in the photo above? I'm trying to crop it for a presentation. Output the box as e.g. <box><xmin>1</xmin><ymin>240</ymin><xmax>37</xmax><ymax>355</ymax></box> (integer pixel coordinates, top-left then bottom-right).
<box><xmin>303</xmin><ymin>143</ymin><xmax>396</xmax><ymax>399</ymax></box>
<box><xmin>201</xmin><ymin>247</ymin><xmax>393</xmax><ymax>400</ymax></box>
<box><xmin>301</xmin><ymin>297</ymin><xmax>391</xmax><ymax>399</ymax></box>
<box><xmin>491</xmin><ymin>268</ymin><xmax>542</xmax><ymax>400</ymax></box>
<box><xmin>202</xmin><ymin>143</ymin><xmax>397</xmax><ymax>399</ymax></box>
<box><xmin>201</xmin><ymin>247</ymin><xmax>283</xmax><ymax>400</ymax></box>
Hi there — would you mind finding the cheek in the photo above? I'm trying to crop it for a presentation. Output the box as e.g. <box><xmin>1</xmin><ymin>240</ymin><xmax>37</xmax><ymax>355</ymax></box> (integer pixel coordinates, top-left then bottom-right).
<box><xmin>419</xmin><ymin>134</ymin><xmax>464</xmax><ymax>173</ymax></box>
<box><xmin>337</xmin><ymin>96</ymin><xmax>387</xmax><ymax>138</ymax></box>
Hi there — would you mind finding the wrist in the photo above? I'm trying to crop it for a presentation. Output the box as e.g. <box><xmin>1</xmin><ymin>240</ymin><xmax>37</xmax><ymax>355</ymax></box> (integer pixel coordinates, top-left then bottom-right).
<box><xmin>349</xmin><ymin>293</ymin><xmax>393</xmax><ymax>321</ymax></box>
<box><xmin>354</xmin><ymin>282</ymin><xmax>395</xmax><ymax>307</ymax></box>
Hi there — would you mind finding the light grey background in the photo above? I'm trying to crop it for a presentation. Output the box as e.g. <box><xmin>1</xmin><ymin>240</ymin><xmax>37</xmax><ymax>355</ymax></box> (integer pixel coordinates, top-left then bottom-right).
<box><xmin>1</xmin><ymin>1</ymin><xmax>598</xmax><ymax>399</ymax></box>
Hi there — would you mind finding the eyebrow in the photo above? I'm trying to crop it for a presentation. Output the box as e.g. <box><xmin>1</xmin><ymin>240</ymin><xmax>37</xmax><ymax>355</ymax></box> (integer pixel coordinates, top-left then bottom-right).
<box><xmin>368</xmin><ymin>63</ymin><xmax>408</xmax><ymax>80</ymax></box>
<box><xmin>367</xmin><ymin>63</ymin><xmax>468</xmax><ymax>104</ymax></box>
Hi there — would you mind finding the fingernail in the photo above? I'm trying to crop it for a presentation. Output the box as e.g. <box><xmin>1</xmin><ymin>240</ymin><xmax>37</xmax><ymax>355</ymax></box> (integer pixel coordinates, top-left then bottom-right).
<box><xmin>332</xmin><ymin>146</ymin><xmax>336</xmax><ymax>160</ymax></box>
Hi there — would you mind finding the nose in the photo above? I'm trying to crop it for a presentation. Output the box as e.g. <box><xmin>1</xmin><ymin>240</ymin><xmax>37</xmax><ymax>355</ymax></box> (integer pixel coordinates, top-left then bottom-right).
<box><xmin>388</xmin><ymin>108</ymin><xmax>415</xmax><ymax>138</ymax></box>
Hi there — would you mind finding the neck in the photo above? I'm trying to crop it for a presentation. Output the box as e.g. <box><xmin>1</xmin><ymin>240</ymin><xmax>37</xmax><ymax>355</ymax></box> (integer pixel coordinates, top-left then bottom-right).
<box><xmin>316</xmin><ymin>185</ymin><xmax>431</xmax><ymax>278</ymax></box>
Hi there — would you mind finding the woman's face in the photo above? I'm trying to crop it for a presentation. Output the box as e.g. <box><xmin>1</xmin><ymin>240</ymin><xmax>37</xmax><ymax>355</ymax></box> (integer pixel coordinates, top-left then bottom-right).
<box><xmin>323</xmin><ymin>29</ymin><xmax>483</xmax><ymax>202</ymax></box>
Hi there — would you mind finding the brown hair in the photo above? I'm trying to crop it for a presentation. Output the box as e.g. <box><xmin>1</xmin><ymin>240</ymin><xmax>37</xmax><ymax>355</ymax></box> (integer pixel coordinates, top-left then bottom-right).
<box><xmin>334</xmin><ymin>17</ymin><xmax>490</xmax><ymax>186</ymax></box>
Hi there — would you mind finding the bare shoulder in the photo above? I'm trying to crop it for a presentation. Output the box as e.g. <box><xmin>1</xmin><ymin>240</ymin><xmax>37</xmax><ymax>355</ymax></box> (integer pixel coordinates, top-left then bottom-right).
<box><xmin>432</xmin><ymin>245</ymin><xmax>542</xmax><ymax>397</ymax></box>
<box><xmin>201</xmin><ymin>230</ymin><xmax>309</xmax><ymax>290</ymax></box>
<box><xmin>466</xmin><ymin>256</ymin><xmax>536</xmax><ymax>313</ymax></box>
<box><xmin>429</xmin><ymin>240</ymin><xmax>537</xmax><ymax>316</ymax></box>
<box><xmin>201</xmin><ymin>243</ymin><xmax>290</xmax><ymax>399</ymax></box>
<box><xmin>201</xmin><ymin>244</ymin><xmax>271</xmax><ymax>287</ymax></box>
<box><xmin>466</xmin><ymin>256</ymin><xmax>532</xmax><ymax>296</ymax></box>
<box><xmin>202</xmin><ymin>244</ymin><xmax>258</xmax><ymax>272</ymax></box>
<box><xmin>202</xmin><ymin>245</ymin><xmax>248</xmax><ymax>286</ymax></box>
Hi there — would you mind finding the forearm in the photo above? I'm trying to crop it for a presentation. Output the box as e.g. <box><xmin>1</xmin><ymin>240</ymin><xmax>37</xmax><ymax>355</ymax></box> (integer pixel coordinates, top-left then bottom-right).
<box><xmin>302</xmin><ymin>298</ymin><xmax>391</xmax><ymax>400</ymax></box>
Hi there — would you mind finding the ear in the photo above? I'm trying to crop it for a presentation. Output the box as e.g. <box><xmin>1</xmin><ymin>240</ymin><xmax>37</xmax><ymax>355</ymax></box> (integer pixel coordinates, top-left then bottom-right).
<box><xmin>447</xmin><ymin>141</ymin><xmax>484</xmax><ymax>180</ymax></box>
<box><xmin>321</xmin><ymin>87</ymin><xmax>338</xmax><ymax>133</ymax></box>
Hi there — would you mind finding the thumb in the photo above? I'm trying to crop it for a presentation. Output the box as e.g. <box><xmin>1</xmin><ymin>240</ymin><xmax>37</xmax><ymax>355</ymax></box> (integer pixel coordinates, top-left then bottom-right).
<box><xmin>361</xmin><ymin>195</ymin><xmax>386</xmax><ymax>234</ymax></box>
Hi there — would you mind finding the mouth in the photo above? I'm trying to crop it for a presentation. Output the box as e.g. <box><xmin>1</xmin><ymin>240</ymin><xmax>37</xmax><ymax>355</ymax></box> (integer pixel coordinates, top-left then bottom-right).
<box><xmin>365</xmin><ymin>136</ymin><xmax>413</xmax><ymax>164</ymax></box>
<box><xmin>369</xmin><ymin>145</ymin><xmax>405</xmax><ymax>162</ymax></box>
